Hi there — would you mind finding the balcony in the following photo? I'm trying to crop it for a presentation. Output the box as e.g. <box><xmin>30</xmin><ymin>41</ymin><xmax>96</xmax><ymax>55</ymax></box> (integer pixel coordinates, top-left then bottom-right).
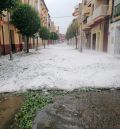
<box><xmin>75</xmin><ymin>4</ymin><xmax>79</xmax><ymax>9</ymax></box>
<box><xmin>82</xmin><ymin>23</ymin><xmax>91</xmax><ymax>30</ymax></box>
<box><xmin>73</xmin><ymin>4</ymin><xmax>80</xmax><ymax>17</ymax></box>
<box><xmin>87</xmin><ymin>0</ymin><xmax>92</xmax><ymax>6</ymax></box>
<box><xmin>82</xmin><ymin>6</ymin><xmax>91</xmax><ymax>15</ymax></box>
<box><xmin>87</xmin><ymin>5</ymin><xmax>109</xmax><ymax>26</ymax></box>
<box><xmin>92</xmin><ymin>5</ymin><xmax>109</xmax><ymax>20</ymax></box>
<box><xmin>87</xmin><ymin>15</ymin><xmax>93</xmax><ymax>24</ymax></box>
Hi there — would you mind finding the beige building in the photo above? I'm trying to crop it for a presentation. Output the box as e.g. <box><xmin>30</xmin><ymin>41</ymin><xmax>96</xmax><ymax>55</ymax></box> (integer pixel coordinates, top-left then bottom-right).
<box><xmin>82</xmin><ymin>0</ymin><xmax>112</xmax><ymax>52</ymax></box>
<box><xmin>40</xmin><ymin>0</ymin><xmax>49</xmax><ymax>28</ymax></box>
<box><xmin>0</xmin><ymin>0</ymin><xmax>51</xmax><ymax>55</ymax></box>
<box><xmin>0</xmin><ymin>11</ymin><xmax>22</xmax><ymax>55</ymax></box>
<box><xmin>50</xmin><ymin>21</ymin><xmax>57</xmax><ymax>32</ymax></box>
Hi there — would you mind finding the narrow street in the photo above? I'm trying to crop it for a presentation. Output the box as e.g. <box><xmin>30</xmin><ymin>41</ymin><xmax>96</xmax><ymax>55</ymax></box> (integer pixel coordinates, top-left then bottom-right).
<box><xmin>0</xmin><ymin>43</ymin><xmax>120</xmax><ymax>93</ymax></box>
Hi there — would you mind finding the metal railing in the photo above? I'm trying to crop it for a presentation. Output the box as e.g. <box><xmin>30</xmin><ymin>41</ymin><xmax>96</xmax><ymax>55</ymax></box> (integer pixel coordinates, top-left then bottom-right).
<box><xmin>87</xmin><ymin>0</ymin><xmax>92</xmax><ymax>4</ymax></box>
<box><xmin>93</xmin><ymin>5</ymin><xmax>108</xmax><ymax>19</ymax></box>
<box><xmin>87</xmin><ymin>5</ymin><xmax>108</xmax><ymax>24</ymax></box>
<box><xmin>87</xmin><ymin>15</ymin><xmax>93</xmax><ymax>24</ymax></box>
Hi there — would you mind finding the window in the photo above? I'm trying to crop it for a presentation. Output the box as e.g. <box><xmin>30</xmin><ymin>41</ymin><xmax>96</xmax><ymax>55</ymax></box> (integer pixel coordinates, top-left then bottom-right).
<box><xmin>114</xmin><ymin>3</ymin><xmax>120</xmax><ymax>17</ymax></box>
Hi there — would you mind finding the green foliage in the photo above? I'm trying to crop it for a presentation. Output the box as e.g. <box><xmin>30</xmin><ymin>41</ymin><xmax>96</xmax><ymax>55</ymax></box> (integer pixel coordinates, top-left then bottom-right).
<box><xmin>12</xmin><ymin>92</ymin><xmax>53</xmax><ymax>129</ymax></box>
<box><xmin>0</xmin><ymin>0</ymin><xmax>20</xmax><ymax>14</ymax></box>
<box><xmin>50</xmin><ymin>32</ymin><xmax>59</xmax><ymax>40</ymax></box>
<box><xmin>65</xmin><ymin>25</ymin><xmax>74</xmax><ymax>40</ymax></box>
<box><xmin>39</xmin><ymin>26</ymin><xmax>50</xmax><ymax>40</ymax></box>
<box><xmin>71</xmin><ymin>19</ymin><xmax>80</xmax><ymax>36</ymax></box>
<box><xmin>66</xmin><ymin>19</ymin><xmax>80</xmax><ymax>40</ymax></box>
<box><xmin>11</xmin><ymin>4</ymin><xmax>41</xmax><ymax>37</ymax></box>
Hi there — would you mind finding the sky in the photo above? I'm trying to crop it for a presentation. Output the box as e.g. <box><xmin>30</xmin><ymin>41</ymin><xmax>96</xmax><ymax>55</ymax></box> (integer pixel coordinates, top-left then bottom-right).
<box><xmin>45</xmin><ymin>0</ymin><xmax>82</xmax><ymax>34</ymax></box>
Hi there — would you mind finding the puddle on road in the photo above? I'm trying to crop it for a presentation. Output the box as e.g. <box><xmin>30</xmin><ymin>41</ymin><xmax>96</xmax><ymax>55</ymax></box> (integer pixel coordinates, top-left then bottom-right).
<box><xmin>0</xmin><ymin>95</ymin><xmax>24</xmax><ymax>129</ymax></box>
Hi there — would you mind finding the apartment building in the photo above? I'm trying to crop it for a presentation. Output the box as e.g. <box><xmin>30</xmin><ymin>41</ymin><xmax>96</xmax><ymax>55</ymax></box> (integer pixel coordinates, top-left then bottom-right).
<box><xmin>40</xmin><ymin>0</ymin><xmax>49</xmax><ymax>28</ymax></box>
<box><xmin>0</xmin><ymin>0</ymin><xmax>50</xmax><ymax>55</ymax></box>
<box><xmin>82</xmin><ymin>0</ymin><xmax>92</xmax><ymax>49</ymax></box>
<box><xmin>109</xmin><ymin>0</ymin><xmax>120</xmax><ymax>55</ymax></box>
<box><xmin>0</xmin><ymin>11</ymin><xmax>22</xmax><ymax>55</ymax></box>
<box><xmin>82</xmin><ymin>0</ymin><xmax>112</xmax><ymax>52</ymax></box>
<box><xmin>50</xmin><ymin>21</ymin><xmax>56</xmax><ymax>32</ymax></box>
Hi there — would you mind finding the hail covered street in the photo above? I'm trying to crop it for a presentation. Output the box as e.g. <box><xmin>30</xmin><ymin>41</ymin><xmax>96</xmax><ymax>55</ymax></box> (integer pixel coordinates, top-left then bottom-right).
<box><xmin>0</xmin><ymin>43</ymin><xmax>120</xmax><ymax>93</ymax></box>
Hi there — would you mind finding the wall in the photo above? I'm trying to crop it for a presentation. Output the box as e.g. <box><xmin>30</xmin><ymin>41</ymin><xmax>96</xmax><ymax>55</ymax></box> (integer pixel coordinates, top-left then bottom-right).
<box><xmin>108</xmin><ymin>20</ymin><xmax>120</xmax><ymax>55</ymax></box>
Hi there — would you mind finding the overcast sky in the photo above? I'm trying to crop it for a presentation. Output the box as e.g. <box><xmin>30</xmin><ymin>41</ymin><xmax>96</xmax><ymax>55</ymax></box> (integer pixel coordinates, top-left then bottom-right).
<box><xmin>45</xmin><ymin>0</ymin><xmax>82</xmax><ymax>34</ymax></box>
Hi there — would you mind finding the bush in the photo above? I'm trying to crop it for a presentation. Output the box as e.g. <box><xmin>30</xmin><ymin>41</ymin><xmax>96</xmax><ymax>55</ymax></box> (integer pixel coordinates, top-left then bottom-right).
<box><xmin>12</xmin><ymin>92</ymin><xmax>53</xmax><ymax>129</ymax></box>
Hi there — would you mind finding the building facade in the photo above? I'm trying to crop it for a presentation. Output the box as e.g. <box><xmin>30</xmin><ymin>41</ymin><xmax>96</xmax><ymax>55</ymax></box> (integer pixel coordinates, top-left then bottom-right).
<box><xmin>40</xmin><ymin>0</ymin><xmax>49</xmax><ymax>27</ymax></box>
<box><xmin>109</xmin><ymin>0</ymin><xmax>120</xmax><ymax>55</ymax></box>
<box><xmin>0</xmin><ymin>0</ymin><xmax>51</xmax><ymax>55</ymax></box>
<box><xmin>0</xmin><ymin>11</ymin><xmax>23</xmax><ymax>55</ymax></box>
<box><xmin>82</xmin><ymin>0</ymin><xmax>112</xmax><ymax>52</ymax></box>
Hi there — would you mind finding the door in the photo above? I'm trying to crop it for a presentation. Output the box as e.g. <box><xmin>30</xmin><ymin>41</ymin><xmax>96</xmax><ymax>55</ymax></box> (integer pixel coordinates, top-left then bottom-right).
<box><xmin>92</xmin><ymin>33</ymin><xmax>96</xmax><ymax>50</ymax></box>
<box><xmin>10</xmin><ymin>30</ymin><xmax>16</xmax><ymax>53</ymax></box>
<box><xmin>103</xmin><ymin>19</ymin><xmax>109</xmax><ymax>52</ymax></box>
<box><xmin>86</xmin><ymin>32</ymin><xmax>91</xmax><ymax>49</ymax></box>
<box><xmin>114</xmin><ymin>27</ymin><xmax>120</xmax><ymax>55</ymax></box>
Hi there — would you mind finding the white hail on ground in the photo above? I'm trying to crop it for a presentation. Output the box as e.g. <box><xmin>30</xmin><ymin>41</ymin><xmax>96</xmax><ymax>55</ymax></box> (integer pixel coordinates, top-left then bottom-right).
<box><xmin>0</xmin><ymin>43</ymin><xmax>120</xmax><ymax>93</ymax></box>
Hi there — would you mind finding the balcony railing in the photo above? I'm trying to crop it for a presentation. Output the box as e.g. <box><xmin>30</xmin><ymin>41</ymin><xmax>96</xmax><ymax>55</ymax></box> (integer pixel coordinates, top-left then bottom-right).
<box><xmin>87</xmin><ymin>5</ymin><xmax>109</xmax><ymax>25</ymax></box>
<box><xmin>92</xmin><ymin>5</ymin><xmax>108</xmax><ymax>19</ymax></box>
<box><xmin>75</xmin><ymin>4</ymin><xmax>79</xmax><ymax>10</ymax></box>
<box><xmin>87</xmin><ymin>0</ymin><xmax>91</xmax><ymax>4</ymax></box>
<box><xmin>87</xmin><ymin>15</ymin><xmax>92</xmax><ymax>24</ymax></box>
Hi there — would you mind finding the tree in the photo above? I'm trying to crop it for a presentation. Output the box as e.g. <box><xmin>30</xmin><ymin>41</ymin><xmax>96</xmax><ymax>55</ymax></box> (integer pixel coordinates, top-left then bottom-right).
<box><xmin>71</xmin><ymin>19</ymin><xmax>80</xmax><ymax>49</ymax></box>
<box><xmin>50</xmin><ymin>32</ymin><xmax>59</xmax><ymax>44</ymax></box>
<box><xmin>0</xmin><ymin>0</ymin><xmax>20</xmax><ymax>60</ymax></box>
<box><xmin>0</xmin><ymin>0</ymin><xmax>20</xmax><ymax>14</ymax></box>
<box><xmin>11</xmin><ymin>4</ymin><xmax>41</xmax><ymax>53</ymax></box>
<box><xmin>66</xmin><ymin>19</ymin><xmax>80</xmax><ymax>49</ymax></box>
<box><xmin>39</xmin><ymin>26</ymin><xmax>50</xmax><ymax>48</ymax></box>
<box><xmin>65</xmin><ymin>25</ymin><xmax>74</xmax><ymax>44</ymax></box>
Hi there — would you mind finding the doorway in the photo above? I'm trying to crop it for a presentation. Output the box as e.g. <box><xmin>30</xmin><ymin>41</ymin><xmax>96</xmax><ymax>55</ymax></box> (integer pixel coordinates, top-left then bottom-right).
<box><xmin>92</xmin><ymin>33</ymin><xmax>96</xmax><ymax>50</ymax></box>
<box><xmin>86</xmin><ymin>32</ymin><xmax>91</xmax><ymax>49</ymax></box>
<box><xmin>103</xmin><ymin>20</ymin><xmax>109</xmax><ymax>52</ymax></box>
<box><xmin>10</xmin><ymin>30</ymin><xmax>16</xmax><ymax>53</ymax></box>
